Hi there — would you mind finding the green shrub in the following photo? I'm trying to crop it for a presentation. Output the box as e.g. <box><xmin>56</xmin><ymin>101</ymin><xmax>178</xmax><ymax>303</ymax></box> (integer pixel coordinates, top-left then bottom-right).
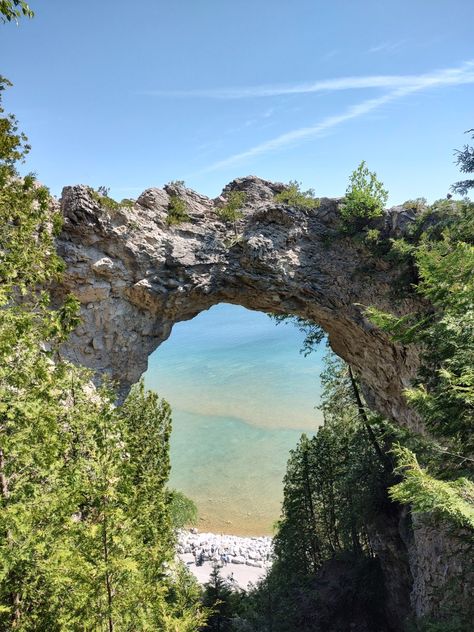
<box><xmin>167</xmin><ymin>194</ymin><xmax>190</xmax><ymax>225</ymax></box>
<box><xmin>389</xmin><ymin>446</ymin><xmax>474</xmax><ymax>530</ymax></box>
<box><xmin>340</xmin><ymin>161</ymin><xmax>388</xmax><ymax>231</ymax></box>
<box><xmin>90</xmin><ymin>186</ymin><xmax>123</xmax><ymax>211</ymax></box>
<box><xmin>168</xmin><ymin>490</ymin><xmax>198</xmax><ymax>529</ymax></box>
<box><xmin>90</xmin><ymin>187</ymin><xmax>120</xmax><ymax>211</ymax></box>
<box><xmin>364</xmin><ymin>228</ymin><xmax>381</xmax><ymax>244</ymax></box>
<box><xmin>90</xmin><ymin>189</ymin><xmax>136</xmax><ymax>212</ymax></box>
<box><xmin>402</xmin><ymin>198</ymin><xmax>427</xmax><ymax>211</ymax></box>
<box><xmin>274</xmin><ymin>180</ymin><xmax>320</xmax><ymax>209</ymax></box>
<box><xmin>217</xmin><ymin>190</ymin><xmax>246</xmax><ymax>235</ymax></box>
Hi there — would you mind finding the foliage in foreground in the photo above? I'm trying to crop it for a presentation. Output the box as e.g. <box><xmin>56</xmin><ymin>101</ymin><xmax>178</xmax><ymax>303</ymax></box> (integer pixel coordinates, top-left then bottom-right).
<box><xmin>390</xmin><ymin>446</ymin><xmax>474</xmax><ymax>530</ymax></box>
<box><xmin>366</xmin><ymin>195</ymin><xmax>474</xmax><ymax>530</ymax></box>
<box><xmin>201</xmin><ymin>565</ymin><xmax>243</xmax><ymax>632</ymax></box>
<box><xmin>0</xmin><ymin>76</ymin><xmax>205</xmax><ymax>630</ymax></box>
<box><xmin>0</xmin><ymin>0</ymin><xmax>33</xmax><ymax>23</ymax></box>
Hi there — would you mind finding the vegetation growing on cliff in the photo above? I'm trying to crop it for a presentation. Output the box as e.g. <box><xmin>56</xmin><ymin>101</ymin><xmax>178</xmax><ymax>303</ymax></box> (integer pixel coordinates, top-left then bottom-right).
<box><xmin>367</xmin><ymin>190</ymin><xmax>474</xmax><ymax>530</ymax></box>
<box><xmin>258</xmin><ymin>145</ymin><xmax>474</xmax><ymax>631</ymax></box>
<box><xmin>217</xmin><ymin>190</ymin><xmax>247</xmax><ymax>236</ymax></box>
<box><xmin>167</xmin><ymin>194</ymin><xmax>190</xmax><ymax>225</ymax></box>
<box><xmin>274</xmin><ymin>180</ymin><xmax>320</xmax><ymax>209</ymax></box>
<box><xmin>340</xmin><ymin>160</ymin><xmax>388</xmax><ymax>231</ymax></box>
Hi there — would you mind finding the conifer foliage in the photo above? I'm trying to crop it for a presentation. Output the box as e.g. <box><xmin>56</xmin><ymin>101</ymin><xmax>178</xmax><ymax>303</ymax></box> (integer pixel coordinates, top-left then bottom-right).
<box><xmin>0</xmin><ymin>43</ymin><xmax>205</xmax><ymax>632</ymax></box>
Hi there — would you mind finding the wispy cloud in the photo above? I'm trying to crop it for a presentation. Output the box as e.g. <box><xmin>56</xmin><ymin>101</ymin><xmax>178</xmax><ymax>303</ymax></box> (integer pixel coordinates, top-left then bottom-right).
<box><xmin>367</xmin><ymin>40</ymin><xmax>406</xmax><ymax>54</ymax></box>
<box><xmin>198</xmin><ymin>62</ymin><xmax>474</xmax><ymax>172</ymax></box>
<box><xmin>143</xmin><ymin>61</ymin><xmax>474</xmax><ymax>100</ymax></box>
<box><xmin>321</xmin><ymin>49</ymin><xmax>340</xmax><ymax>61</ymax></box>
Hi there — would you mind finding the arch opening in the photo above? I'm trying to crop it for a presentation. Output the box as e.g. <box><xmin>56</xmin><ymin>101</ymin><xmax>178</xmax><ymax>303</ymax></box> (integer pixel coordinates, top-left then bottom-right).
<box><xmin>144</xmin><ymin>302</ymin><xmax>326</xmax><ymax>536</ymax></box>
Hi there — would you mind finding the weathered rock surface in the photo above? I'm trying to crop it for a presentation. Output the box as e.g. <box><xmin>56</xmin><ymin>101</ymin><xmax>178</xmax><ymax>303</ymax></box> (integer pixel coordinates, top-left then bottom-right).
<box><xmin>407</xmin><ymin>514</ymin><xmax>474</xmax><ymax>619</ymax></box>
<box><xmin>56</xmin><ymin>176</ymin><xmax>421</xmax><ymax>430</ymax></box>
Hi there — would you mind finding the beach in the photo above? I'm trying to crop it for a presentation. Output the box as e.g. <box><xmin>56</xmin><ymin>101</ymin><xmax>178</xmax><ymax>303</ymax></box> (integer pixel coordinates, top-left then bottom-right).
<box><xmin>177</xmin><ymin>529</ymin><xmax>272</xmax><ymax>589</ymax></box>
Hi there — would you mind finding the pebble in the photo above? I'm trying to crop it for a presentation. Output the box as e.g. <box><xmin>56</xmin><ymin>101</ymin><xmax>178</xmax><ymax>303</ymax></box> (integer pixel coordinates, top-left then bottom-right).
<box><xmin>177</xmin><ymin>529</ymin><xmax>273</xmax><ymax>567</ymax></box>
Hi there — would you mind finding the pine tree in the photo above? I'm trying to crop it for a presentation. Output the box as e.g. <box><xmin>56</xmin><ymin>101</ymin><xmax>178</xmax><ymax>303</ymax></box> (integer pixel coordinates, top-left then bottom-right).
<box><xmin>0</xmin><ymin>65</ymin><xmax>206</xmax><ymax>630</ymax></box>
<box><xmin>201</xmin><ymin>565</ymin><xmax>239</xmax><ymax>632</ymax></box>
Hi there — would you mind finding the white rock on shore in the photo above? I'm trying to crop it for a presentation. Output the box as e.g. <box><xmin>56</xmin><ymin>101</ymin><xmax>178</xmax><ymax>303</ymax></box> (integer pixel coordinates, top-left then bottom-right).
<box><xmin>177</xmin><ymin>529</ymin><xmax>273</xmax><ymax>589</ymax></box>
<box><xmin>177</xmin><ymin>529</ymin><xmax>273</xmax><ymax>566</ymax></box>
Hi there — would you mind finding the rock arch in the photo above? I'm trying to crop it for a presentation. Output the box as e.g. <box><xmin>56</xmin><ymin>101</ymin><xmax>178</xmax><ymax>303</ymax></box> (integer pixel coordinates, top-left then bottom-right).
<box><xmin>57</xmin><ymin>176</ymin><xmax>421</xmax><ymax>431</ymax></box>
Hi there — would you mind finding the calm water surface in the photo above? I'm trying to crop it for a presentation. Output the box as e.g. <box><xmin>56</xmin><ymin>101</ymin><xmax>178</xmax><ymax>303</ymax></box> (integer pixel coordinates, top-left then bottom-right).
<box><xmin>144</xmin><ymin>304</ymin><xmax>325</xmax><ymax>535</ymax></box>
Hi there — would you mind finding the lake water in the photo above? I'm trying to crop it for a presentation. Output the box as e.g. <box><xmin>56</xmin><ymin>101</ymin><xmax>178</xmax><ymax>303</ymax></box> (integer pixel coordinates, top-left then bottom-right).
<box><xmin>144</xmin><ymin>304</ymin><xmax>325</xmax><ymax>535</ymax></box>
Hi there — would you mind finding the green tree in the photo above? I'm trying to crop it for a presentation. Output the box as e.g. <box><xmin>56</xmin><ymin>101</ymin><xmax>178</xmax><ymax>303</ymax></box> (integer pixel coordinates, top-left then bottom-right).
<box><xmin>0</xmin><ymin>74</ymin><xmax>80</xmax><ymax>629</ymax></box>
<box><xmin>366</xmin><ymin>184</ymin><xmax>474</xmax><ymax>536</ymax></box>
<box><xmin>340</xmin><ymin>161</ymin><xmax>388</xmax><ymax>231</ymax></box>
<box><xmin>201</xmin><ymin>565</ymin><xmax>240</xmax><ymax>632</ymax></box>
<box><xmin>274</xmin><ymin>180</ymin><xmax>320</xmax><ymax>209</ymax></box>
<box><xmin>273</xmin><ymin>352</ymin><xmax>395</xmax><ymax>583</ymax></box>
<box><xmin>367</xmin><ymin>201</ymin><xmax>474</xmax><ymax>457</ymax></box>
<box><xmin>452</xmin><ymin>128</ymin><xmax>474</xmax><ymax>196</ymax></box>
<box><xmin>217</xmin><ymin>190</ymin><xmax>246</xmax><ymax>237</ymax></box>
<box><xmin>0</xmin><ymin>70</ymin><xmax>205</xmax><ymax>630</ymax></box>
<box><xmin>169</xmin><ymin>490</ymin><xmax>198</xmax><ymax>529</ymax></box>
<box><xmin>167</xmin><ymin>194</ymin><xmax>190</xmax><ymax>225</ymax></box>
<box><xmin>389</xmin><ymin>446</ymin><xmax>474</xmax><ymax>530</ymax></box>
<box><xmin>234</xmin><ymin>352</ymin><xmax>399</xmax><ymax>632</ymax></box>
<box><xmin>0</xmin><ymin>0</ymin><xmax>33</xmax><ymax>23</ymax></box>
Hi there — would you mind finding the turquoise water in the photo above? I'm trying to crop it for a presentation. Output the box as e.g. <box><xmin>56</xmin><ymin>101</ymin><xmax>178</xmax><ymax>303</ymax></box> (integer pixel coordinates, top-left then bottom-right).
<box><xmin>144</xmin><ymin>304</ymin><xmax>325</xmax><ymax>535</ymax></box>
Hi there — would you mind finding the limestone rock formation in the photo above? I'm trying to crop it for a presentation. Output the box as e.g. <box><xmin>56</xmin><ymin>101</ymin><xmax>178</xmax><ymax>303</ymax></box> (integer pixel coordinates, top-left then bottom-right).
<box><xmin>56</xmin><ymin>176</ymin><xmax>421</xmax><ymax>430</ymax></box>
<box><xmin>55</xmin><ymin>176</ymin><xmax>472</xmax><ymax>624</ymax></box>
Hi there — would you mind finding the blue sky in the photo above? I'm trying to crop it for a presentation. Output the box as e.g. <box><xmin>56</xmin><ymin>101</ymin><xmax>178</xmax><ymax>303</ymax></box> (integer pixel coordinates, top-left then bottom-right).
<box><xmin>2</xmin><ymin>0</ymin><xmax>474</xmax><ymax>204</ymax></box>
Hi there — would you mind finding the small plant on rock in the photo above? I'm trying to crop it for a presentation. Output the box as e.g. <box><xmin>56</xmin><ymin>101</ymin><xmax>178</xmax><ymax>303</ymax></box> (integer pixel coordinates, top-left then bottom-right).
<box><xmin>167</xmin><ymin>194</ymin><xmax>190</xmax><ymax>225</ymax></box>
<box><xmin>402</xmin><ymin>198</ymin><xmax>427</xmax><ymax>212</ymax></box>
<box><xmin>364</xmin><ymin>228</ymin><xmax>381</xmax><ymax>245</ymax></box>
<box><xmin>90</xmin><ymin>186</ymin><xmax>120</xmax><ymax>211</ymax></box>
<box><xmin>274</xmin><ymin>180</ymin><xmax>320</xmax><ymax>209</ymax></box>
<box><xmin>340</xmin><ymin>161</ymin><xmax>388</xmax><ymax>232</ymax></box>
<box><xmin>217</xmin><ymin>190</ymin><xmax>246</xmax><ymax>236</ymax></box>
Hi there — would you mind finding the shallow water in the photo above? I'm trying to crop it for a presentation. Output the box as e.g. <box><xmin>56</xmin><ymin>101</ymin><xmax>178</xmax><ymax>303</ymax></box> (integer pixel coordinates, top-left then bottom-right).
<box><xmin>144</xmin><ymin>304</ymin><xmax>325</xmax><ymax>535</ymax></box>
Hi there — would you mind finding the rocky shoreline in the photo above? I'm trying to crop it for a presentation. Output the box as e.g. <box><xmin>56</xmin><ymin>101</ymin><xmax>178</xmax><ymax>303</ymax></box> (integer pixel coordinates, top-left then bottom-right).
<box><xmin>177</xmin><ymin>529</ymin><xmax>273</xmax><ymax>569</ymax></box>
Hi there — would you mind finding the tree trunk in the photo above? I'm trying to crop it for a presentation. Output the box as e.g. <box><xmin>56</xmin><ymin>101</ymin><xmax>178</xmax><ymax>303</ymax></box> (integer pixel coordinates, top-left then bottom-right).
<box><xmin>348</xmin><ymin>366</ymin><xmax>393</xmax><ymax>472</ymax></box>
<box><xmin>0</xmin><ymin>447</ymin><xmax>21</xmax><ymax>627</ymax></box>
<box><xmin>302</xmin><ymin>448</ymin><xmax>321</xmax><ymax>567</ymax></box>
<box><xmin>102</xmin><ymin>506</ymin><xmax>114</xmax><ymax>632</ymax></box>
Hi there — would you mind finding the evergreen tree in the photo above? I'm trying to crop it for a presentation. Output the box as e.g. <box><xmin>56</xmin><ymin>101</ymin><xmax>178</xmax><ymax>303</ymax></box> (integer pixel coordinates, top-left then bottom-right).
<box><xmin>217</xmin><ymin>191</ymin><xmax>246</xmax><ymax>237</ymax></box>
<box><xmin>452</xmin><ymin>128</ymin><xmax>474</xmax><ymax>196</ymax></box>
<box><xmin>201</xmin><ymin>565</ymin><xmax>239</xmax><ymax>632</ymax></box>
<box><xmin>367</xmin><ymin>196</ymin><xmax>474</xmax><ymax>528</ymax></box>
<box><xmin>0</xmin><ymin>52</ymin><xmax>205</xmax><ymax>630</ymax></box>
<box><xmin>273</xmin><ymin>352</ymin><xmax>394</xmax><ymax>585</ymax></box>
<box><xmin>339</xmin><ymin>161</ymin><xmax>388</xmax><ymax>231</ymax></box>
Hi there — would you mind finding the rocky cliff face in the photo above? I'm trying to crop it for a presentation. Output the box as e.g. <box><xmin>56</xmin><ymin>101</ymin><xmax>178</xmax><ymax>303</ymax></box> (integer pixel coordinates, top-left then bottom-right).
<box><xmin>55</xmin><ymin>176</ymin><xmax>472</xmax><ymax>625</ymax></box>
<box><xmin>56</xmin><ymin>176</ymin><xmax>421</xmax><ymax>430</ymax></box>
